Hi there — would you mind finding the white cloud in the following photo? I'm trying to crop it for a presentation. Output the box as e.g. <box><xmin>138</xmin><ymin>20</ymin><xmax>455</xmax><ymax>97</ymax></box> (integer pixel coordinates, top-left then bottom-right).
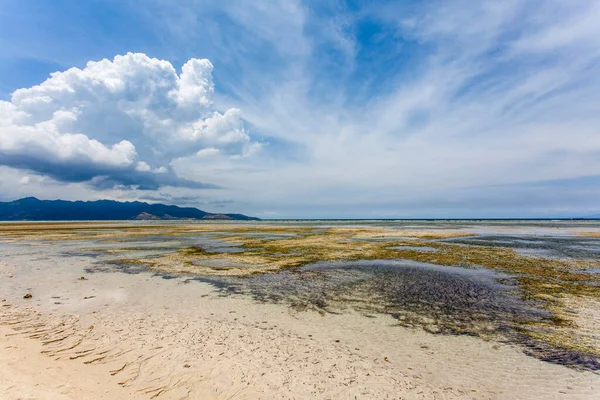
<box><xmin>136</xmin><ymin>161</ymin><xmax>151</xmax><ymax>172</ymax></box>
<box><xmin>178</xmin><ymin>108</ymin><xmax>258</xmax><ymax>156</ymax></box>
<box><xmin>161</xmin><ymin>0</ymin><xmax>600</xmax><ymax>217</ymax></box>
<box><xmin>1</xmin><ymin>102</ymin><xmax>137</xmax><ymax>171</ymax></box>
<box><xmin>174</xmin><ymin>58</ymin><xmax>215</xmax><ymax>107</ymax></box>
<box><xmin>196</xmin><ymin>148</ymin><xmax>220</xmax><ymax>157</ymax></box>
<box><xmin>0</xmin><ymin>52</ymin><xmax>259</xmax><ymax>189</ymax></box>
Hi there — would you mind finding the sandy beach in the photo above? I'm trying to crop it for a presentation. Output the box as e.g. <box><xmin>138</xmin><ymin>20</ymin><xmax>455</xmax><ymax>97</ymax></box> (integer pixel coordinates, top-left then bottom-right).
<box><xmin>1</xmin><ymin>221</ymin><xmax>600</xmax><ymax>399</ymax></box>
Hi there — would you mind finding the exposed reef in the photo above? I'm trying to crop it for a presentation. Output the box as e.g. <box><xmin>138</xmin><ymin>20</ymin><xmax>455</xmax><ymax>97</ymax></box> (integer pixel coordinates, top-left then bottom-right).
<box><xmin>1</xmin><ymin>221</ymin><xmax>600</xmax><ymax>370</ymax></box>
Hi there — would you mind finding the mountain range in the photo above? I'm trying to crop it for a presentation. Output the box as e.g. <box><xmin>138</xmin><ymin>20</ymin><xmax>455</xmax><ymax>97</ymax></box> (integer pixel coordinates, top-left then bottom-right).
<box><xmin>0</xmin><ymin>197</ymin><xmax>259</xmax><ymax>221</ymax></box>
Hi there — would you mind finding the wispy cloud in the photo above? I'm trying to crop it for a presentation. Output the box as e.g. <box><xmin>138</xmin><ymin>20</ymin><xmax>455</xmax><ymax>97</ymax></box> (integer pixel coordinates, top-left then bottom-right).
<box><xmin>0</xmin><ymin>0</ymin><xmax>599</xmax><ymax>217</ymax></box>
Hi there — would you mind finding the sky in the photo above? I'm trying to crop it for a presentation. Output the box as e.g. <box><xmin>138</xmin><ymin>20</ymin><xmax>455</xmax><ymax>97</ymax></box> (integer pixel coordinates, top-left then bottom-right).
<box><xmin>0</xmin><ymin>0</ymin><xmax>599</xmax><ymax>219</ymax></box>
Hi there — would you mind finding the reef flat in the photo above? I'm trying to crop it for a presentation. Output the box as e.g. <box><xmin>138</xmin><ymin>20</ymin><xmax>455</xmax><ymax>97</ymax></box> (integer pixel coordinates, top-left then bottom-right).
<box><xmin>1</xmin><ymin>220</ymin><xmax>600</xmax><ymax>372</ymax></box>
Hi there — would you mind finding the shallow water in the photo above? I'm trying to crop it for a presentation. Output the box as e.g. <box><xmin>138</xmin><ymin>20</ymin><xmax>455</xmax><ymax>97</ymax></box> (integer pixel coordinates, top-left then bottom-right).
<box><xmin>194</xmin><ymin>260</ymin><xmax>548</xmax><ymax>336</ymax></box>
<box><xmin>442</xmin><ymin>235</ymin><xmax>600</xmax><ymax>260</ymax></box>
<box><xmin>187</xmin><ymin>258</ymin><xmax>600</xmax><ymax>370</ymax></box>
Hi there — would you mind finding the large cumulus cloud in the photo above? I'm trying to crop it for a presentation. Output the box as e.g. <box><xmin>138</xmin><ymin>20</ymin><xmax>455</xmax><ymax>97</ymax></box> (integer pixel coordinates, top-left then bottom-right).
<box><xmin>0</xmin><ymin>53</ymin><xmax>259</xmax><ymax>189</ymax></box>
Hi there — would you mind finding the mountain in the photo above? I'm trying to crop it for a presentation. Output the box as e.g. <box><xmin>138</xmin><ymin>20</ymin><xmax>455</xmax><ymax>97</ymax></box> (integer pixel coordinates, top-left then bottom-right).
<box><xmin>0</xmin><ymin>197</ymin><xmax>259</xmax><ymax>221</ymax></box>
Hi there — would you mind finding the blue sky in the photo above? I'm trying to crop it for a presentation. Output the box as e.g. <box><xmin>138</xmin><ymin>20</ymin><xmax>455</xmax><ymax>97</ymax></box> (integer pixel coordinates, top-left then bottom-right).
<box><xmin>1</xmin><ymin>0</ymin><xmax>599</xmax><ymax>218</ymax></box>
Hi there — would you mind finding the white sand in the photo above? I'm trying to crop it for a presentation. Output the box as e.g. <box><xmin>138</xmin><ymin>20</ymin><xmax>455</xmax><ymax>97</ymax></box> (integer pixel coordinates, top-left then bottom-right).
<box><xmin>1</xmin><ymin>243</ymin><xmax>599</xmax><ymax>399</ymax></box>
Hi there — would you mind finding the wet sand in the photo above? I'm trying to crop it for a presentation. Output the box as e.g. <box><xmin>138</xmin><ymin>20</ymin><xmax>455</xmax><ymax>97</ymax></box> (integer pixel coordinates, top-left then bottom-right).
<box><xmin>1</xmin><ymin>221</ymin><xmax>600</xmax><ymax>399</ymax></box>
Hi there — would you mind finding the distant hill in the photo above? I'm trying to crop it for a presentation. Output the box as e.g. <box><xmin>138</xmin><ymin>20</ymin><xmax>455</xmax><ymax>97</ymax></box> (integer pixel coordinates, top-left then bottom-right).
<box><xmin>0</xmin><ymin>197</ymin><xmax>259</xmax><ymax>221</ymax></box>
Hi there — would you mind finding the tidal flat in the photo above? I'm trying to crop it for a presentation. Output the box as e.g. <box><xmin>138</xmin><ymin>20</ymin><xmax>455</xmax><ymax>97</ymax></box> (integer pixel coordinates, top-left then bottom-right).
<box><xmin>1</xmin><ymin>220</ymin><xmax>600</xmax><ymax>399</ymax></box>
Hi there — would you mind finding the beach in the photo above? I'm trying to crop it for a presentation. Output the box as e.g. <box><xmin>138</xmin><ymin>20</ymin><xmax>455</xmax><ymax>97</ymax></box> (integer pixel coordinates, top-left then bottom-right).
<box><xmin>1</xmin><ymin>221</ymin><xmax>599</xmax><ymax>399</ymax></box>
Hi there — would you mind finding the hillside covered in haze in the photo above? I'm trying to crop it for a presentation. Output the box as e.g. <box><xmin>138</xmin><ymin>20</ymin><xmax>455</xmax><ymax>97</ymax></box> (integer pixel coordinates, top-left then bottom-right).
<box><xmin>0</xmin><ymin>197</ymin><xmax>258</xmax><ymax>221</ymax></box>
